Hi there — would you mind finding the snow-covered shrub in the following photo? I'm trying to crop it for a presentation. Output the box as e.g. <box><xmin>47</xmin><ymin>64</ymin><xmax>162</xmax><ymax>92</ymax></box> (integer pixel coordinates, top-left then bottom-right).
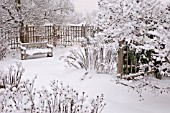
<box><xmin>116</xmin><ymin>76</ymin><xmax>170</xmax><ymax>101</ymax></box>
<box><xmin>0</xmin><ymin>62</ymin><xmax>24</xmax><ymax>89</ymax></box>
<box><xmin>0</xmin><ymin>37</ymin><xmax>8</xmax><ymax>60</ymax></box>
<box><xmin>63</xmin><ymin>49</ymin><xmax>89</xmax><ymax>70</ymax></box>
<box><xmin>36</xmin><ymin>80</ymin><xmax>106</xmax><ymax>113</ymax></box>
<box><xmin>0</xmin><ymin>64</ymin><xmax>106</xmax><ymax>113</ymax></box>
<box><xmin>63</xmin><ymin>35</ymin><xmax>117</xmax><ymax>75</ymax></box>
<box><xmin>97</xmin><ymin>0</ymin><xmax>170</xmax><ymax>77</ymax></box>
<box><xmin>0</xmin><ymin>75</ymin><xmax>37</xmax><ymax>113</ymax></box>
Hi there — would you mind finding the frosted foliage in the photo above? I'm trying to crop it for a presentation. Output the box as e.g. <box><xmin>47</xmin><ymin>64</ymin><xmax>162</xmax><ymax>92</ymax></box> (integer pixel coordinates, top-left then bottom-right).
<box><xmin>0</xmin><ymin>36</ymin><xmax>8</xmax><ymax>60</ymax></box>
<box><xmin>63</xmin><ymin>35</ymin><xmax>118</xmax><ymax>75</ymax></box>
<box><xmin>0</xmin><ymin>64</ymin><xmax>106</xmax><ymax>113</ymax></box>
<box><xmin>0</xmin><ymin>0</ymin><xmax>74</xmax><ymax>26</ymax></box>
<box><xmin>97</xmin><ymin>0</ymin><xmax>170</xmax><ymax>76</ymax></box>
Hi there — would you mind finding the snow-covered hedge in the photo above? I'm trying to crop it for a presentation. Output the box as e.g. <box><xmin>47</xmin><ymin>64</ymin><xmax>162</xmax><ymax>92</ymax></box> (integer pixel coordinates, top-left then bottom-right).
<box><xmin>0</xmin><ymin>63</ymin><xmax>106</xmax><ymax>113</ymax></box>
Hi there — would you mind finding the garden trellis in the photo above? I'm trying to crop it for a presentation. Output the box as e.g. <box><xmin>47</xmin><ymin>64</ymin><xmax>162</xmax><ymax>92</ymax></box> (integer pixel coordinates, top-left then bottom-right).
<box><xmin>118</xmin><ymin>42</ymin><xmax>139</xmax><ymax>77</ymax></box>
<box><xmin>0</xmin><ymin>25</ymin><xmax>97</xmax><ymax>49</ymax></box>
<box><xmin>117</xmin><ymin>40</ymin><xmax>163</xmax><ymax>79</ymax></box>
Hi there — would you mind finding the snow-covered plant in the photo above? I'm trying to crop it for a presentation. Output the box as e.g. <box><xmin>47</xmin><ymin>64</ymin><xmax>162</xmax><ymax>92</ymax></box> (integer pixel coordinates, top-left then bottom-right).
<box><xmin>0</xmin><ymin>36</ymin><xmax>8</xmax><ymax>60</ymax></box>
<box><xmin>116</xmin><ymin>76</ymin><xmax>170</xmax><ymax>101</ymax></box>
<box><xmin>63</xmin><ymin>37</ymin><xmax>117</xmax><ymax>75</ymax></box>
<box><xmin>97</xmin><ymin>0</ymin><xmax>170</xmax><ymax>77</ymax></box>
<box><xmin>63</xmin><ymin>48</ymin><xmax>89</xmax><ymax>70</ymax></box>
<box><xmin>36</xmin><ymin>80</ymin><xmax>106</xmax><ymax>113</ymax></box>
<box><xmin>68</xmin><ymin>12</ymin><xmax>85</xmax><ymax>24</ymax></box>
<box><xmin>0</xmin><ymin>0</ymin><xmax>74</xmax><ymax>43</ymax></box>
<box><xmin>0</xmin><ymin>76</ymin><xmax>37</xmax><ymax>113</ymax></box>
<box><xmin>67</xmin><ymin>10</ymin><xmax>97</xmax><ymax>27</ymax></box>
<box><xmin>90</xmin><ymin>94</ymin><xmax>106</xmax><ymax>113</ymax></box>
<box><xmin>0</xmin><ymin>63</ymin><xmax>106</xmax><ymax>113</ymax></box>
<box><xmin>27</xmin><ymin>0</ymin><xmax>74</xmax><ymax>25</ymax></box>
<box><xmin>0</xmin><ymin>0</ymin><xmax>74</xmax><ymax>26</ymax></box>
<box><xmin>0</xmin><ymin>62</ymin><xmax>24</xmax><ymax>89</ymax></box>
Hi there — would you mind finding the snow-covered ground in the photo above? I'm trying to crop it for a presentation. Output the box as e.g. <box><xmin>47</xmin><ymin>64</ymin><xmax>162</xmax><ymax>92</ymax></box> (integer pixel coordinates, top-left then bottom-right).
<box><xmin>0</xmin><ymin>46</ymin><xmax>170</xmax><ymax>113</ymax></box>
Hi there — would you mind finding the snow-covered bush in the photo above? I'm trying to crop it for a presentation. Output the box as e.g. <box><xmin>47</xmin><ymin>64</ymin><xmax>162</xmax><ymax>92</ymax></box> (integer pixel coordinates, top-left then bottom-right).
<box><xmin>35</xmin><ymin>80</ymin><xmax>106</xmax><ymax>113</ymax></box>
<box><xmin>0</xmin><ymin>63</ymin><xmax>106</xmax><ymax>113</ymax></box>
<box><xmin>0</xmin><ymin>62</ymin><xmax>24</xmax><ymax>89</ymax></box>
<box><xmin>0</xmin><ymin>37</ymin><xmax>8</xmax><ymax>60</ymax></box>
<box><xmin>116</xmin><ymin>76</ymin><xmax>170</xmax><ymax>101</ymax></box>
<box><xmin>97</xmin><ymin>0</ymin><xmax>170</xmax><ymax>77</ymax></box>
<box><xmin>63</xmin><ymin>35</ymin><xmax>117</xmax><ymax>75</ymax></box>
<box><xmin>0</xmin><ymin>28</ymin><xmax>8</xmax><ymax>60</ymax></box>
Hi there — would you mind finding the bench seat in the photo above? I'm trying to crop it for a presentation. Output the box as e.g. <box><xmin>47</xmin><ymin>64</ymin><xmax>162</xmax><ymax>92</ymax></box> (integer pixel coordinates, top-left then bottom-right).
<box><xmin>20</xmin><ymin>41</ymin><xmax>53</xmax><ymax>60</ymax></box>
<box><xmin>21</xmin><ymin>48</ymin><xmax>52</xmax><ymax>55</ymax></box>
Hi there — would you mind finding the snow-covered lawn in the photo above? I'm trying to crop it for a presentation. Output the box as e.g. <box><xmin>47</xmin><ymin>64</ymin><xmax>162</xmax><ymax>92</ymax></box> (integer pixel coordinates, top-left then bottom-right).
<box><xmin>0</xmin><ymin>46</ymin><xmax>170</xmax><ymax>113</ymax></box>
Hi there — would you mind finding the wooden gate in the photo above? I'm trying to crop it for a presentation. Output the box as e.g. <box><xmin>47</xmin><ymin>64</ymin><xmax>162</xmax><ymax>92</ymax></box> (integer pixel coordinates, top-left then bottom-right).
<box><xmin>117</xmin><ymin>41</ymin><xmax>139</xmax><ymax>78</ymax></box>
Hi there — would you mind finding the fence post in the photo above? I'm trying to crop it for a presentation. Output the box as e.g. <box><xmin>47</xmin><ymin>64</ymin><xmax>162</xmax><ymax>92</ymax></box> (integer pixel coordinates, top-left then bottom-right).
<box><xmin>25</xmin><ymin>25</ymin><xmax>29</xmax><ymax>43</ymax></box>
<box><xmin>117</xmin><ymin>41</ymin><xmax>123</xmax><ymax>77</ymax></box>
<box><xmin>81</xmin><ymin>25</ymin><xmax>85</xmax><ymax>37</ymax></box>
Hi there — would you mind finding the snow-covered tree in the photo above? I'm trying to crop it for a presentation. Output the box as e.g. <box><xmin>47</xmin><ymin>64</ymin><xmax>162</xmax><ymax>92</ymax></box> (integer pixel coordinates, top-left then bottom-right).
<box><xmin>83</xmin><ymin>10</ymin><xmax>98</xmax><ymax>25</ymax></box>
<box><xmin>0</xmin><ymin>0</ymin><xmax>74</xmax><ymax>25</ymax></box>
<box><xmin>0</xmin><ymin>0</ymin><xmax>74</xmax><ymax>42</ymax></box>
<box><xmin>32</xmin><ymin>0</ymin><xmax>74</xmax><ymax>24</ymax></box>
<box><xmin>97</xmin><ymin>0</ymin><xmax>170</xmax><ymax>77</ymax></box>
<box><xmin>68</xmin><ymin>10</ymin><xmax>98</xmax><ymax>25</ymax></box>
<box><xmin>68</xmin><ymin>12</ymin><xmax>84</xmax><ymax>24</ymax></box>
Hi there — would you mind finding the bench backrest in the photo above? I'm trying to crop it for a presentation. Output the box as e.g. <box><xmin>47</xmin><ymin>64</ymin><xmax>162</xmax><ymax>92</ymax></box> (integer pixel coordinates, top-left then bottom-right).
<box><xmin>21</xmin><ymin>42</ymin><xmax>48</xmax><ymax>49</ymax></box>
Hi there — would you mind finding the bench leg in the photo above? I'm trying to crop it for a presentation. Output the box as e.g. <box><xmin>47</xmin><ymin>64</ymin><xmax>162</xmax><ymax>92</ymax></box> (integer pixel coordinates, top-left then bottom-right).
<box><xmin>21</xmin><ymin>54</ymin><xmax>24</xmax><ymax>60</ymax></box>
<box><xmin>47</xmin><ymin>52</ymin><xmax>53</xmax><ymax>57</ymax></box>
<box><xmin>21</xmin><ymin>54</ymin><xmax>26</xmax><ymax>60</ymax></box>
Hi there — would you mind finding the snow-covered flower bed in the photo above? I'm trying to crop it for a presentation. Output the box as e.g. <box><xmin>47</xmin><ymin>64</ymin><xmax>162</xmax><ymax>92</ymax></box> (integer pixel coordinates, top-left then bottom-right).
<box><xmin>0</xmin><ymin>63</ymin><xmax>106</xmax><ymax>113</ymax></box>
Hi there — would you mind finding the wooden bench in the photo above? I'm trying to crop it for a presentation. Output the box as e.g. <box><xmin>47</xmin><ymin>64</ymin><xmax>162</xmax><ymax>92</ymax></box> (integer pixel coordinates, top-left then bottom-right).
<box><xmin>20</xmin><ymin>41</ymin><xmax>53</xmax><ymax>60</ymax></box>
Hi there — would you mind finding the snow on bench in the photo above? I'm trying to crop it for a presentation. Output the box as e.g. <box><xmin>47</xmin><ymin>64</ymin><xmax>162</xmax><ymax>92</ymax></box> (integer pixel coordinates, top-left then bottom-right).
<box><xmin>20</xmin><ymin>41</ymin><xmax>53</xmax><ymax>60</ymax></box>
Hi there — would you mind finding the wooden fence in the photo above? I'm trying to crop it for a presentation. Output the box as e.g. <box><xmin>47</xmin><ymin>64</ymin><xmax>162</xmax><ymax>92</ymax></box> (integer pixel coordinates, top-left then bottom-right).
<box><xmin>0</xmin><ymin>25</ymin><xmax>97</xmax><ymax>49</ymax></box>
<box><xmin>53</xmin><ymin>25</ymin><xmax>96</xmax><ymax>46</ymax></box>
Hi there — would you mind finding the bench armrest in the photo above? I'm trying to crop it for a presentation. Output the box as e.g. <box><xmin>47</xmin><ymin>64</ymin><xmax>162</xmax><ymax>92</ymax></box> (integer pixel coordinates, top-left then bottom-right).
<box><xmin>20</xmin><ymin>45</ymin><xmax>26</xmax><ymax>50</ymax></box>
<box><xmin>47</xmin><ymin>44</ymin><xmax>53</xmax><ymax>48</ymax></box>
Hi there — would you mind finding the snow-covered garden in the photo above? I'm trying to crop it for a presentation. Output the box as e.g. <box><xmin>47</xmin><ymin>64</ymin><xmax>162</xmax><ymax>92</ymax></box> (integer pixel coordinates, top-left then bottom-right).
<box><xmin>0</xmin><ymin>46</ymin><xmax>170</xmax><ymax>113</ymax></box>
<box><xmin>0</xmin><ymin>0</ymin><xmax>170</xmax><ymax>113</ymax></box>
